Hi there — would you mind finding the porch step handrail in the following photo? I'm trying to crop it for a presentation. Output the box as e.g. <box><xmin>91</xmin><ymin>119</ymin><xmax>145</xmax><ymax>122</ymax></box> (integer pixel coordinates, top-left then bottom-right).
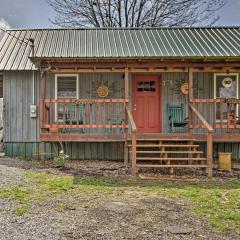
<box><xmin>126</xmin><ymin>107</ymin><xmax>137</xmax><ymax>176</ymax></box>
<box><xmin>188</xmin><ymin>103</ymin><xmax>213</xmax><ymax>132</ymax></box>
<box><xmin>126</xmin><ymin>108</ymin><xmax>137</xmax><ymax>133</ymax></box>
<box><xmin>188</xmin><ymin>103</ymin><xmax>213</xmax><ymax>178</ymax></box>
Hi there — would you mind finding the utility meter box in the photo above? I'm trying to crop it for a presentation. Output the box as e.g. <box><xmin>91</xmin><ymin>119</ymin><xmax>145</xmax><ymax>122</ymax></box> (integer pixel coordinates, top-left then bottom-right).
<box><xmin>30</xmin><ymin>104</ymin><xmax>37</xmax><ymax>118</ymax></box>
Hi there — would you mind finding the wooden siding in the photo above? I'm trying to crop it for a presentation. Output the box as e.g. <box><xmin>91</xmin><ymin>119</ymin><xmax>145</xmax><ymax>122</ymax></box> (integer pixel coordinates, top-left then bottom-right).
<box><xmin>161</xmin><ymin>72</ymin><xmax>188</xmax><ymax>133</ymax></box>
<box><xmin>4</xmin><ymin>71</ymin><xmax>40</xmax><ymax>142</ymax></box>
<box><xmin>4</xmin><ymin>71</ymin><xmax>240</xmax><ymax>138</ymax></box>
<box><xmin>4</xmin><ymin>142</ymin><xmax>240</xmax><ymax>161</ymax></box>
<box><xmin>192</xmin><ymin>73</ymin><xmax>240</xmax><ymax>134</ymax></box>
<box><xmin>46</xmin><ymin>72</ymin><xmax>125</xmax><ymax>134</ymax></box>
<box><xmin>5</xmin><ymin>142</ymin><xmax>124</xmax><ymax>161</ymax></box>
<box><xmin>46</xmin><ymin>72</ymin><xmax>125</xmax><ymax>99</ymax></box>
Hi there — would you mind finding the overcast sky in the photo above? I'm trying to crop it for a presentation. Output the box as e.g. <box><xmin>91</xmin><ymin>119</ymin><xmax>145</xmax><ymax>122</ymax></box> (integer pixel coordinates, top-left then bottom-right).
<box><xmin>0</xmin><ymin>0</ymin><xmax>239</xmax><ymax>29</ymax></box>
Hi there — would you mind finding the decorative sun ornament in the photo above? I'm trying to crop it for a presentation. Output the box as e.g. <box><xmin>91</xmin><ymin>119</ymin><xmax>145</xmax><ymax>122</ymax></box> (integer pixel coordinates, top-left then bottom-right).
<box><xmin>97</xmin><ymin>85</ymin><xmax>109</xmax><ymax>98</ymax></box>
<box><xmin>180</xmin><ymin>83</ymin><xmax>189</xmax><ymax>95</ymax></box>
<box><xmin>222</xmin><ymin>77</ymin><xmax>233</xmax><ymax>88</ymax></box>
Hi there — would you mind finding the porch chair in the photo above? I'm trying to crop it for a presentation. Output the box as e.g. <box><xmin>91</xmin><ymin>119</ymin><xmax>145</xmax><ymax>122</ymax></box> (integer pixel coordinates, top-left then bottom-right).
<box><xmin>167</xmin><ymin>104</ymin><xmax>188</xmax><ymax>133</ymax></box>
<box><xmin>65</xmin><ymin>104</ymin><xmax>85</xmax><ymax>125</ymax></box>
<box><xmin>107</xmin><ymin>110</ymin><xmax>125</xmax><ymax>133</ymax></box>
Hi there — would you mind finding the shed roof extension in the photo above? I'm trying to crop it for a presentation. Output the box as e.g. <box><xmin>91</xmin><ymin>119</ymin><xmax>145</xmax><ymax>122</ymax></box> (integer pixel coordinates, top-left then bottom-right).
<box><xmin>1</xmin><ymin>27</ymin><xmax>240</xmax><ymax>70</ymax></box>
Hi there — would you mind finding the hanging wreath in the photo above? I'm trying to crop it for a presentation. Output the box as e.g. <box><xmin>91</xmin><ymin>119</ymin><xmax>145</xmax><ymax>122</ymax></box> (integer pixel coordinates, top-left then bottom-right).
<box><xmin>97</xmin><ymin>85</ymin><xmax>109</xmax><ymax>98</ymax></box>
<box><xmin>222</xmin><ymin>77</ymin><xmax>233</xmax><ymax>88</ymax></box>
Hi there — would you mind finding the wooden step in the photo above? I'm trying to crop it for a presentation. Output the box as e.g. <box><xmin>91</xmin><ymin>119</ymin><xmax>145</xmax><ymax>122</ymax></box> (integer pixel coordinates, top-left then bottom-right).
<box><xmin>136</xmin><ymin>157</ymin><xmax>207</xmax><ymax>161</ymax></box>
<box><xmin>136</xmin><ymin>164</ymin><xmax>208</xmax><ymax>168</ymax></box>
<box><xmin>135</xmin><ymin>138</ymin><xmax>196</xmax><ymax>142</ymax></box>
<box><xmin>130</xmin><ymin>150</ymin><xmax>203</xmax><ymax>154</ymax></box>
<box><xmin>128</xmin><ymin>144</ymin><xmax>199</xmax><ymax>148</ymax></box>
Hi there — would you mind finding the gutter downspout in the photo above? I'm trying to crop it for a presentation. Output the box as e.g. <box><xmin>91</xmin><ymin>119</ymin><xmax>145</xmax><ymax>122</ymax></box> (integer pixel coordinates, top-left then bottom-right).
<box><xmin>30</xmin><ymin>39</ymin><xmax>38</xmax><ymax>158</ymax></box>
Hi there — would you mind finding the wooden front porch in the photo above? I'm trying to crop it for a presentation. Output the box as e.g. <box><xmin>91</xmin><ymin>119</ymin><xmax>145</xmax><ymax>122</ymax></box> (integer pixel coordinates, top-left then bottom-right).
<box><xmin>38</xmin><ymin>63</ymin><xmax>240</xmax><ymax>178</ymax></box>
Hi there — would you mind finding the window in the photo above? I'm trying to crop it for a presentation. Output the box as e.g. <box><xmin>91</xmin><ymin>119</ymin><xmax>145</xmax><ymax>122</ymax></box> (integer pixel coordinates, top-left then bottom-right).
<box><xmin>55</xmin><ymin>74</ymin><xmax>79</xmax><ymax>99</ymax></box>
<box><xmin>55</xmin><ymin>74</ymin><xmax>79</xmax><ymax>122</ymax></box>
<box><xmin>137</xmin><ymin>81</ymin><xmax>156</xmax><ymax>92</ymax></box>
<box><xmin>214</xmin><ymin>73</ymin><xmax>239</xmax><ymax>121</ymax></box>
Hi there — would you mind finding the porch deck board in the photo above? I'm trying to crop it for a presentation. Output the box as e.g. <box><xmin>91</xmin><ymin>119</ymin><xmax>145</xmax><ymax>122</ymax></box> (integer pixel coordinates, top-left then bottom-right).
<box><xmin>40</xmin><ymin>133</ymin><xmax>240</xmax><ymax>143</ymax></box>
<box><xmin>40</xmin><ymin>133</ymin><xmax>126</xmax><ymax>142</ymax></box>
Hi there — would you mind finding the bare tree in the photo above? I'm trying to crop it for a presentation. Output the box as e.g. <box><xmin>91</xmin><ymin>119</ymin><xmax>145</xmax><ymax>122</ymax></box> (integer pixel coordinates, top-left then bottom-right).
<box><xmin>47</xmin><ymin>0</ymin><xmax>228</xmax><ymax>28</ymax></box>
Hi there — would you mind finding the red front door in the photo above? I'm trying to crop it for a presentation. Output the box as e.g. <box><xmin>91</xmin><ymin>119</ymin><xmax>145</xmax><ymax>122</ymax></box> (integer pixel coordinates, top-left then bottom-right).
<box><xmin>132</xmin><ymin>75</ymin><xmax>161</xmax><ymax>133</ymax></box>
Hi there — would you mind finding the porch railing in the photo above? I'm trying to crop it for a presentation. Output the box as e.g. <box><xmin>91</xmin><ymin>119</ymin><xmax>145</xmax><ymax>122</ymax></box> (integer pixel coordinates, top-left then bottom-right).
<box><xmin>189</xmin><ymin>103</ymin><xmax>213</xmax><ymax>178</ymax></box>
<box><xmin>40</xmin><ymin>98</ymin><xmax>128</xmax><ymax>133</ymax></box>
<box><xmin>189</xmin><ymin>98</ymin><xmax>240</xmax><ymax>133</ymax></box>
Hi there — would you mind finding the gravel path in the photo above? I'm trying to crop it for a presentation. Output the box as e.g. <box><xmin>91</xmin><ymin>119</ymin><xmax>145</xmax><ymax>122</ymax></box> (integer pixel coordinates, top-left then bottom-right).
<box><xmin>0</xmin><ymin>195</ymin><xmax>238</xmax><ymax>240</ymax></box>
<box><xmin>0</xmin><ymin>164</ymin><xmax>25</xmax><ymax>187</ymax></box>
<box><xmin>0</xmin><ymin>159</ymin><xmax>239</xmax><ymax>240</ymax></box>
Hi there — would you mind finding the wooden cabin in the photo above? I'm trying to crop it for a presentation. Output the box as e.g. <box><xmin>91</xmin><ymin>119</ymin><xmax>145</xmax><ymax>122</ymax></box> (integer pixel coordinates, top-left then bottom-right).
<box><xmin>1</xmin><ymin>27</ymin><xmax>240</xmax><ymax>177</ymax></box>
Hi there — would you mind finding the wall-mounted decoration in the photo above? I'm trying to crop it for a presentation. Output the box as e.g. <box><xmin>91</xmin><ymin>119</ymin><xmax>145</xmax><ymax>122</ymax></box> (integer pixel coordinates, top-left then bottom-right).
<box><xmin>180</xmin><ymin>83</ymin><xmax>189</xmax><ymax>95</ymax></box>
<box><xmin>222</xmin><ymin>77</ymin><xmax>233</xmax><ymax>88</ymax></box>
<box><xmin>163</xmin><ymin>80</ymin><xmax>173</xmax><ymax>86</ymax></box>
<box><xmin>97</xmin><ymin>85</ymin><xmax>109</xmax><ymax>98</ymax></box>
<box><xmin>86</xmin><ymin>74</ymin><xmax>123</xmax><ymax>98</ymax></box>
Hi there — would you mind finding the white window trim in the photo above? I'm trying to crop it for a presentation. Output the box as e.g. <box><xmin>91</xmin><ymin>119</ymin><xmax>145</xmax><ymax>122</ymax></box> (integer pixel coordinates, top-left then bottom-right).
<box><xmin>214</xmin><ymin>73</ymin><xmax>239</xmax><ymax>122</ymax></box>
<box><xmin>55</xmin><ymin>74</ymin><xmax>79</xmax><ymax>99</ymax></box>
<box><xmin>55</xmin><ymin>74</ymin><xmax>79</xmax><ymax>122</ymax></box>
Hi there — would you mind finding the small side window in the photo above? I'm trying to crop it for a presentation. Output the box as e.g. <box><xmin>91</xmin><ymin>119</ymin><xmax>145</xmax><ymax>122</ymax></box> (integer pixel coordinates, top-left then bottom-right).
<box><xmin>56</xmin><ymin>75</ymin><xmax>78</xmax><ymax>99</ymax></box>
<box><xmin>214</xmin><ymin>73</ymin><xmax>239</xmax><ymax>121</ymax></box>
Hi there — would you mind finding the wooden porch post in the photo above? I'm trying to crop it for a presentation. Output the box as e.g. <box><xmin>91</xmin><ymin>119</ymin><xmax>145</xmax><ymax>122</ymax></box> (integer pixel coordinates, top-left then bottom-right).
<box><xmin>207</xmin><ymin>130</ymin><xmax>213</xmax><ymax>178</ymax></box>
<box><xmin>124</xmin><ymin>67</ymin><xmax>129</xmax><ymax>167</ymax></box>
<box><xmin>131</xmin><ymin>130</ymin><xmax>137</xmax><ymax>176</ymax></box>
<box><xmin>39</xmin><ymin>69</ymin><xmax>46</xmax><ymax>160</ymax></box>
<box><xmin>188</xmin><ymin>68</ymin><xmax>193</xmax><ymax>133</ymax></box>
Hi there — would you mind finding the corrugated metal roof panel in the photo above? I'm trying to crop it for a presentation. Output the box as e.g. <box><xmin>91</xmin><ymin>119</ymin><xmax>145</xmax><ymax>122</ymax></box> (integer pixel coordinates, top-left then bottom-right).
<box><xmin>1</xmin><ymin>27</ymin><xmax>240</xmax><ymax>70</ymax></box>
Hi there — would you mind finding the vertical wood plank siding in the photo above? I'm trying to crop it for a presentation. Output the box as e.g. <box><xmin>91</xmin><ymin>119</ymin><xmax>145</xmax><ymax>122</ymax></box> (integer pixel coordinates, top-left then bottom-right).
<box><xmin>3</xmin><ymin>71</ymin><xmax>240</xmax><ymax>160</ymax></box>
<box><xmin>4</xmin><ymin>71</ymin><xmax>40</xmax><ymax>142</ymax></box>
<box><xmin>5</xmin><ymin>142</ymin><xmax>124</xmax><ymax>160</ymax></box>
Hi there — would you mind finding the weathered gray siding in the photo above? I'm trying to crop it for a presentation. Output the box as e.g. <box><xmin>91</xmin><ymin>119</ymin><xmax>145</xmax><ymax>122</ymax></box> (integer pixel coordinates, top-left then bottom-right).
<box><xmin>4</xmin><ymin>71</ymin><xmax>40</xmax><ymax>142</ymax></box>
<box><xmin>46</xmin><ymin>72</ymin><xmax>125</xmax><ymax>99</ymax></box>
<box><xmin>4</xmin><ymin>71</ymin><xmax>240</xmax><ymax>137</ymax></box>
<box><xmin>5</xmin><ymin>142</ymin><xmax>124</xmax><ymax>161</ymax></box>
<box><xmin>3</xmin><ymin>70</ymin><xmax>240</xmax><ymax>160</ymax></box>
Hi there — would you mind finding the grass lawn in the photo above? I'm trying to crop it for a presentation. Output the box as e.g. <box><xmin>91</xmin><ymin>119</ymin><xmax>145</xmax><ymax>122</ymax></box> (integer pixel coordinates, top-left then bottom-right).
<box><xmin>0</xmin><ymin>170</ymin><xmax>240</xmax><ymax>233</ymax></box>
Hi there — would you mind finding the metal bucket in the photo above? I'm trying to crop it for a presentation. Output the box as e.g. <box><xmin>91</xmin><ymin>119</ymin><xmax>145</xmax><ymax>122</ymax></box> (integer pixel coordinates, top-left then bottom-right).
<box><xmin>218</xmin><ymin>152</ymin><xmax>232</xmax><ymax>171</ymax></box>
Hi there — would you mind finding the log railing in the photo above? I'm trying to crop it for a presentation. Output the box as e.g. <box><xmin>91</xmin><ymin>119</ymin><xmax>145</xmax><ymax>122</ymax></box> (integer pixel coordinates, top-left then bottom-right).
<box><xmin>189</xmin><ymin>103</ymin><xmax>213</xmax><ymax>178</ymax></box>
<box><xmin>126</xmin><ymin>107</ymin><xmax>137</xmax><ymax>176</ymax></box>
<box><xmin>40</xmin><ymin>98</ymin><xmax>128</xmax><ymax>133</ymax></box>
<box><xmin>190</xmin><ymin>98</ymin><xmax>240</xmax><ymax>132</ymax></box>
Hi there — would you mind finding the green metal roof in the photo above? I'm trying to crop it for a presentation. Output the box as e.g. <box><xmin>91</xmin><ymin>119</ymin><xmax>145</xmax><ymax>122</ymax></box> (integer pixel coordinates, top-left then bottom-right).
<box><xmin>1</xmin><ymin>27</ymin><xmax>240</xmax><ymax>70</ymax></box>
